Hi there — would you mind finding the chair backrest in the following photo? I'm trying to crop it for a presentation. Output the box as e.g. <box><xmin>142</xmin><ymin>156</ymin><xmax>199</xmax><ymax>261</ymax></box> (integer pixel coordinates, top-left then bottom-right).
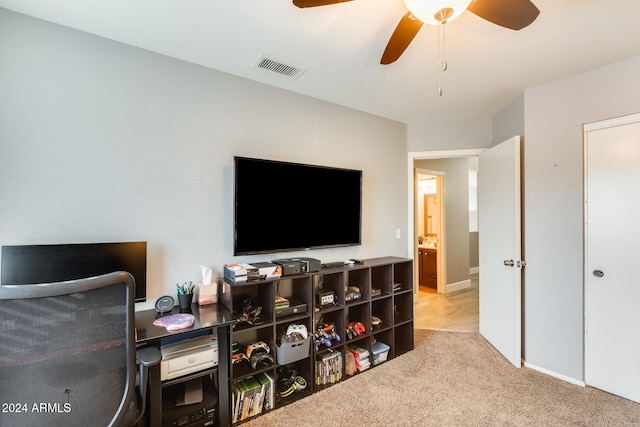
<box><xmin>0</xmin><ymin>272</ymin><xmax>137</xmax><ymax>427</ymax></box>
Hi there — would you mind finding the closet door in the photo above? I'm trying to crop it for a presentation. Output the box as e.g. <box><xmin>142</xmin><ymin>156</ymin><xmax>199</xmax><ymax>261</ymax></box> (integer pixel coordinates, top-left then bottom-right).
<box><xmin>585</xmin><ymin>113</ymin><xmax>640</xmax><ymax>403</ymax></box>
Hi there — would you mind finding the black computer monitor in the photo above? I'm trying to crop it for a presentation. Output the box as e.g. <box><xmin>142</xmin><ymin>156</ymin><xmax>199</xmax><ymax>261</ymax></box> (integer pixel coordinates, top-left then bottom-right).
<box><xmin>0</xmin><ymin>241</ymin><xmax>147</xmax><ymax>302</ymax></box>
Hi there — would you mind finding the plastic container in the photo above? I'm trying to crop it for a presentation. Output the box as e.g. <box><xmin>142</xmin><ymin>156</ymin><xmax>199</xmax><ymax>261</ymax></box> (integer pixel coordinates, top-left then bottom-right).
<box><xmin>371</xmin><ymin>341</ymin><xmax>390</xmax><ymax>365</ymax></box>
<box><xmin>276</xmin><ymin>337</ymin><xmax>311</xmax><ymax>365</ymax></box>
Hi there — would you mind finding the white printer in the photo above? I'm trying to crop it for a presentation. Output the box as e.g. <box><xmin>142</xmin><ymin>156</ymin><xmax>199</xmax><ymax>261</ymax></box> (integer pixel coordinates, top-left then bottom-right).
<box><xmin>160</xmin><ymin>334</ymin><xmax>218</xmax><ymax>381</ymax></box>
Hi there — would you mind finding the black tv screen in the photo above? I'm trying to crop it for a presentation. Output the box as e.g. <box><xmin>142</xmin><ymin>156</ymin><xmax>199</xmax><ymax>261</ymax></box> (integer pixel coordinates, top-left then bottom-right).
<box><xmin>1</xmin><ymin>241</ymin><xmax>147</xmax><ymax>302</ymax></box>
<box><xmin>234</xmin><ymin>157</ymin><xmax>362</xmax><ymax>255</ymax></box>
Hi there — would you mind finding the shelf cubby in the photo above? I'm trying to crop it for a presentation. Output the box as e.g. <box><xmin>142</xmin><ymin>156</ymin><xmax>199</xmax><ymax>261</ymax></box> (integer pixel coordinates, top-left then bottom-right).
<box><xmin>394</xmin><ymin>321</ymin><xmax>414</xmax><ymax>357</ymax></box>
<box><xmin>393</xmin><ymin>260</ymin><xmax>414</xmax><ymax>293</ymax></box>
<box><xmin>371</xmin><ymin>296</ymin><xmax>393</xmax><ymax>332</ymax></box>
<box><xmin>393</xmin><ymin>291</ymin><xmax>413</xmax><ymax>326</ymax></box>
<box><xmin>346</xmin><ymin>267</ymin><xmax>371</xmax><ymax>300</ymax></box>
<box><xmin>371</xmin><ymin>264</ymin><xmax>393</xmax><ymax>297</ymax></box>
<box><xmin>345</xmin><ymin>302</ymin><xmax>371</xmax><ymax>342</ymax></box>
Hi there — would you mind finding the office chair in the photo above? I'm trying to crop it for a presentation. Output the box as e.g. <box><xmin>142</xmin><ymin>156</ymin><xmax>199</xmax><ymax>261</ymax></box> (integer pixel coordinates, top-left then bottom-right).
<box><xmin>0</xmin><ymin>271</ymin><xmax>160</xmax><ymax>427</ymax></box>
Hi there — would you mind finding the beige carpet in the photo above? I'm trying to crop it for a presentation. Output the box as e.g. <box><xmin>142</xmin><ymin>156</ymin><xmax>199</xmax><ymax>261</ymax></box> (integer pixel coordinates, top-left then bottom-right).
<box><xmin>240</xmin><ymin>329</ymin><xmax>640</xmax><ymax>426</ymax></box>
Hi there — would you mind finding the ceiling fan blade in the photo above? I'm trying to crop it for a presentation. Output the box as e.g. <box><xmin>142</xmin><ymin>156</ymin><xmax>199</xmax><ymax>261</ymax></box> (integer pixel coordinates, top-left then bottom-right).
<box><xmin>467</xmin><ymin>0</ymin><xmax>539</xmax><ymax>30</ymax></box>
<box><xmin>380</xmin><ymin>12</ymin><xmax>423</xmax><ymax>65</ymax></box>
<box><xmin>293</xmin><ymin>0</ymin><xmax>352</xmax><ymax>7</ymax></box>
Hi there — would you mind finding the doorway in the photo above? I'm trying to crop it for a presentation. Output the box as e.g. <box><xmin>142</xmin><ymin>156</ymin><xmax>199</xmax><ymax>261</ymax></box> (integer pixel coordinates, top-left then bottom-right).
<box><xmin>408</xmin><ymin>150</ymin><xmax>483</xmax><ymax>331</ymax></box>
<box><xmin>416</xmin><ymin>169</ymin><xmax>444</xmax><ymax>293</ymax></box>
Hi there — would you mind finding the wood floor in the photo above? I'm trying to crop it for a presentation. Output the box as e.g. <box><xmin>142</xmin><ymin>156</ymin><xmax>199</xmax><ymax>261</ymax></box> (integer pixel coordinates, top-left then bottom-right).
<box><xmin>414</xmin><ymin>274</ymin><xmax>479</xmax><ymax>331</ymax></box>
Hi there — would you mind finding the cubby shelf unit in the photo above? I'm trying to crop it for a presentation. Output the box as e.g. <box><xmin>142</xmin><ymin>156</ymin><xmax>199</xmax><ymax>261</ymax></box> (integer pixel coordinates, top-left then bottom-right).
<box><xmin>221</xmin><ymin>256</ymin><xmax>413</xmax><ymax>425</ymax></box>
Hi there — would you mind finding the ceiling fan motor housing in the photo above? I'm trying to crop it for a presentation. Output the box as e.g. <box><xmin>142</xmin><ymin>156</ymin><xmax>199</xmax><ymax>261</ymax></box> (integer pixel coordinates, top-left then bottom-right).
<box><xmin>404</xmin><ymin>0</ymin><xmax>473</xmax><ymax>25</ymax></box>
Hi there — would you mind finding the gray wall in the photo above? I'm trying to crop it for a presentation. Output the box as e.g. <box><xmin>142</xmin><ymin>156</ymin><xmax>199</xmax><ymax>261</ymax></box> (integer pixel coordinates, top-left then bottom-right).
<box><xmin>522</xmin><ymin>54</ymin><xmax>640</xmax><ymax>381</ymax></box>
<box><xmin>415</xmin><ymin>157</ymin><xmax>470</xmax><ymax>287</ymax></box>
<box><xmin>0</xmin><ymin>9</ymin><xmax>409</xmax><ymax>310</ymax></box>
<box><xmin>492</xmin><ymin>93</ymin><xmax>525</xmax><ymax>146</ymax></box>
<box><xmin>407</xmin><ymin>118</ymin><xmax>491</xmax><ymax>152</ymax></box>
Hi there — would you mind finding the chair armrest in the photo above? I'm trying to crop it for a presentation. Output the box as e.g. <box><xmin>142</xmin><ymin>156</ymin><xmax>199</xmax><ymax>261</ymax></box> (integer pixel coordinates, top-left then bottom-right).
<box><xmin>136</xmin><ymin>345</ymin><xmax>161</xmax><ymax>367</ymax></box>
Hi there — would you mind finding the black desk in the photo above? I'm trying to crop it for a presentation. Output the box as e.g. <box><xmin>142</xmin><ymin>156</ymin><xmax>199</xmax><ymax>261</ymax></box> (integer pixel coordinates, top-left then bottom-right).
<box><xmin>135</xmin><ymin>304</ymin><xmax>235</xmax><ymax>427</ymax></box>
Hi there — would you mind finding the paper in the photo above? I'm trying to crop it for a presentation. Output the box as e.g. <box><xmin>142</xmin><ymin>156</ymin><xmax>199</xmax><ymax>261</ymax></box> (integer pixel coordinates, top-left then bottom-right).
<box><xmin>175</xmin><ymin>378</ymin><xmax>203</xmax><ymax>406</ymax></box>
<box><xmin>201</xmin><ymin>265</ymin><xmax>214</xmax><ymax>285</ymax></box>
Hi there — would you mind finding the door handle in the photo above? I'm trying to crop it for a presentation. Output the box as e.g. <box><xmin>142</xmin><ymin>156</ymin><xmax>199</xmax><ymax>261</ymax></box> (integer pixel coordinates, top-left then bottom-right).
<box><xmin>592</xmin><ymin>269</ymin><xmax>604</xmax><ymax>278</ymax></box>
<box><xmin>504</xmin><ymin>259</ymin><xmax>514</xmax><ymax>267</ymax></box>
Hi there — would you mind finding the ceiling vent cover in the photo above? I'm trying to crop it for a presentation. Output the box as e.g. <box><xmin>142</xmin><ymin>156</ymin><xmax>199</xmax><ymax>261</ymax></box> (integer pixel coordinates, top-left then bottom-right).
<box><xmin>253</xmin><ymin>55</ymin><xmax>307</xmax><ymax>80</ymax></box>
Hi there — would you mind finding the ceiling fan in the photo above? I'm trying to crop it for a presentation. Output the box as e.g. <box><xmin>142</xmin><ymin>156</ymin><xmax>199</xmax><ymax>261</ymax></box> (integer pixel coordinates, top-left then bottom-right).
<box><xmin>293</xmin><ymin>0</ymin><xmax>540</xmax><ymax>64</ymax></box>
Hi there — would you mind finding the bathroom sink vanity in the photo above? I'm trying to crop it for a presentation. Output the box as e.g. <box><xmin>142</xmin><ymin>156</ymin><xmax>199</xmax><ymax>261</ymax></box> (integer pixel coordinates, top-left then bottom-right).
<box><xmin>418</xmin><ymin>245</ymin><xmax>437</xmax><ymax>289</ymax></box>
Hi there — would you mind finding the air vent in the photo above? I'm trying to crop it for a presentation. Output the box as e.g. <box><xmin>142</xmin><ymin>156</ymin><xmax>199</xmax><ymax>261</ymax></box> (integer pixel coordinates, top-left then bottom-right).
<box><xmin>253</xmin><ymin>55</ymin><xmax>307</xmax><ymax>80</ymax></box>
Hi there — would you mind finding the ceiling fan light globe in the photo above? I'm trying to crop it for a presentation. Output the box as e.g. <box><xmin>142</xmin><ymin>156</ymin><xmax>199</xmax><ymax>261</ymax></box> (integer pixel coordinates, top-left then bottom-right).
<box><xmin>404</xmin><ymin>0</ymin><xmax>473</xmax><ymax>25</ymax></box>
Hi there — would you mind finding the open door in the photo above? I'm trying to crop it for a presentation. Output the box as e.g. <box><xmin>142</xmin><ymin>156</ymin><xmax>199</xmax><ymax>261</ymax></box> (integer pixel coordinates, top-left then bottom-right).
<box><xmin>478</xmin><ymin>136</ymin><xmax>523</xmax><ymax>368</ymax></box>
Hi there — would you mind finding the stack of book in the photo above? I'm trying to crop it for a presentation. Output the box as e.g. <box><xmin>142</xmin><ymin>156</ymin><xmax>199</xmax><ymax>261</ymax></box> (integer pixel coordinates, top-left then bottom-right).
<box><xmin>315</xmin><ymin>350</ymin><xmax>343</xmax><ymax>386</ymax></box>
<box><xmin>347</xmin><ymin>346</ymin><xmax>370</xmax><ymax>372</ymax></box>
<box><xmin>224</xmin><ymin>263</ymin><xmax>259</xmax><ymax>284</ymax></box>
<box><xmin>232</xmin><ymin>372</ymin><xmax>274</xmax><ymax>423</ymax></box>
<box><xmin>224</xmin><ymin>263</ymin><xmax>283</xmax><ymax>284</ymax></box>
<box><xmin>275</xmin><ymin>295</ymin><xmax>290</xmax><ymax>311</ymax></box>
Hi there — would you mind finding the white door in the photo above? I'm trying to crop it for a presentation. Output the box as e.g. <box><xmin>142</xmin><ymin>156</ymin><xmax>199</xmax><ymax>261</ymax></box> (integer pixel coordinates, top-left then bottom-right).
<box><xmin>478</xmin><ymin>136</ymin><xmax>522</xmax><ymax>368</ymax></box>
<box><xmin>585</xmin><ymin>113</ymin><xmax>640</xmax><ymax>403</ymax></box>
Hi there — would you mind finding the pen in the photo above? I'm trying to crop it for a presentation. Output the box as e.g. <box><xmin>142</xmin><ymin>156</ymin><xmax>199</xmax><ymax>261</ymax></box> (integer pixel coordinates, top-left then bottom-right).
<box><xmin>176</xmin><ymin>281</ymin><xmax>194</xmax><ymax>294</ymax></box>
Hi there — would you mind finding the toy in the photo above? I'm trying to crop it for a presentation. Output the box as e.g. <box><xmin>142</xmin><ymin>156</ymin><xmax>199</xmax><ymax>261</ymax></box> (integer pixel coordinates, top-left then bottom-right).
<box><xmin>345</xmin><ymin>286</ymin><xmax>361</xmax><ymax>302</ymax></box>
<box><xmin>232</xmin><ymin>352</ymin><xmax>249</xmax><ymax>365</ymax></box>
<box><xmin>322</xmin><ymin>322</ymin><xmax>341</xmax><ymax>342</ymax></box>
<box><xmin>250</xmin><ymin>352</ymin><xmax>274</xmax><ymax>369</ymax></box>
<box><xmin>232</xmin><ymin>342</ymin><xmax>249</xmax><ymax>365</ymax></box>
<box><xmin>314</xmin><ymin>322</ymin><xmax>340</xmax><ymax>351</ymax></box>
<box><xmin>277</xmin><ymin>364</ymin><xmax>307</xmax><ymax>397</ymax></box>
<box><xmin>345</xmin><ymin>321</ymin><xmax>366</xmax><ymax>340</ymax></box>
<box><xmin>286</xmin><ymin>324</ymin><xmax>308</xmax><ymax>339</ymax></box>
<box><xmin>314</xmin><ymin>330</ymin><xmax>332</xmax><ymax>351</ymax></box>
<box><xmin>235</xmin><ymin>298</ymin><xmax>262</xmax><ymax>326</ymax></box>
<box><xmin>246</xmin><ymin>340</ymin><xmax>270</xmax><ymax>358</ymax></box>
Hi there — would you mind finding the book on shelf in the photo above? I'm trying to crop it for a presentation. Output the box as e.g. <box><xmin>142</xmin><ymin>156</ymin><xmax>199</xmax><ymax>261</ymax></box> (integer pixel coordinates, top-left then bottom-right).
<box><xmin>274</xmin><ymin>295</ymin><xmax>290</xmax><ymax>310</ymax></box>
<box><xmin>232</xmin><ymin>373</ymin><xmax>275</xmax><ymax>424</ymax></box>
<box><xmin>224</xmin><ymin>262</ymin><xmax>282</xmax><ymax>283</ymax></box>
<box><xmin>224</xmin><ymin>263</ymin><xmax>259</xmax><ymax>283</ymax></box>
<box><xmin>258</xmin><ymin>372</ymin><xmax>274</xmax><ymax>411</ymax></box>
<box><xmin>347</xmin><ymin>346</ymin><xmax>371</xmax><ymax>372</ymax></box>
<box><xmin>315</xmin><ymin>350</ymin><xmax>343</xmax><ymax>385</ymax></box>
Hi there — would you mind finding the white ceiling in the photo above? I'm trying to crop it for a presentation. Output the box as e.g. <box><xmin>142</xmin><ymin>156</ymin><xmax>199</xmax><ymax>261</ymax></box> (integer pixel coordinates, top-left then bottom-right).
<box><xmin>3</xmin><ymin>0</ymin><xmax>640</xmax><ymax>126</ymax></box>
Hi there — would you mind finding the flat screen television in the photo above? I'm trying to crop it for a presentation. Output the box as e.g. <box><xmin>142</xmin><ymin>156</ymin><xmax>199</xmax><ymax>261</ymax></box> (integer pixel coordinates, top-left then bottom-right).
<box><xmin>0</xmin><ymin>241</ymin><xmax>147</xmax><ymax>302</ymax></box>
<box><xmin>234</xmin><ymin>157</ymin><xmax>362</xmax><ymax>255</ymax></box>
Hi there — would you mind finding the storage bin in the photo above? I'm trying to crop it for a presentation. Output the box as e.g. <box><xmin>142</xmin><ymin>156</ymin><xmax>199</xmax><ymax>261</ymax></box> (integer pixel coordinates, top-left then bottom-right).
<box><xmin>277</xmin><ymin>337</ymin><xmax>311</xmax><ymax>365</ymax></box>
<box><xmin>371</xmin><ymin>341</ymin><xmax>390</xmax><ymax>365</ymax></box>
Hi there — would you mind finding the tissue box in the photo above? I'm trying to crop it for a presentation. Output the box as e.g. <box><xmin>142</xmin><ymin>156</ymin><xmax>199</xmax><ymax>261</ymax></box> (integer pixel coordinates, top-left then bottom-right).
<box><xmin>197</xmin><ymin>283</ymin><xmax>218</xmax><ymax>305</ymax></box>
<box><xmin>371</xmin><ymin>341</ymin><xmax>390</xmax><ymax>365</ymax></box>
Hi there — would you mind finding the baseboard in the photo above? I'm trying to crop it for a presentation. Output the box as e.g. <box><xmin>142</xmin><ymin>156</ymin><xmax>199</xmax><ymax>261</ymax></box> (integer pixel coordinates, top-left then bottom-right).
<box><xmin>523</xmin><ymin>361</ymin><xmax>585</xmax><ymax>387</ymax></box>
<box><xmin>469</xmin><ymin>266</ymin><xmax>479</xmax><ymax>275</ymax></box>
<box><xmin>446</xmin><ymin>279</ymin><xmax>471</xmax><ymax>293</ymax></box>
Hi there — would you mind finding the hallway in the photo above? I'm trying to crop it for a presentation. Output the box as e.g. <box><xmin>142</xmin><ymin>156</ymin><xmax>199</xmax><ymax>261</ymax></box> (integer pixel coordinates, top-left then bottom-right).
<box><xmin>414</xmin><ymin>274</ymin><xmax>479</xmax><ymax>331</ymax></box>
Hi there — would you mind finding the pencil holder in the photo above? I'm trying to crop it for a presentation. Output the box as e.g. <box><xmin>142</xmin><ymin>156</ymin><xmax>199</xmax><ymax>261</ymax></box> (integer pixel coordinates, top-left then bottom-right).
<box><xmin>177</xmin><ymin>293</ymin><xmax>193</xmax><ymax>310</ymax></box>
